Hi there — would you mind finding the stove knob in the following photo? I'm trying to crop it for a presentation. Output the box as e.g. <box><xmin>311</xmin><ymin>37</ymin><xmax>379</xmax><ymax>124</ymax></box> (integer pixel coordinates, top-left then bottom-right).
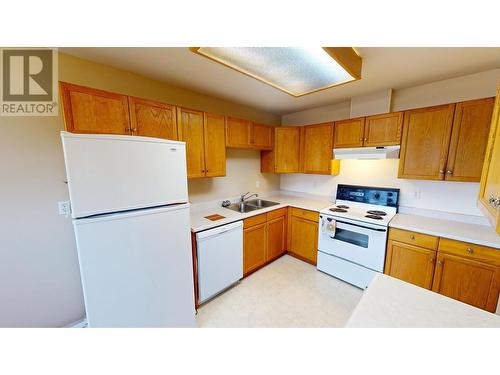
<box><xmin>374</xmin><ymin>193</ymin><xmax>381</xmax><ymax>199</ymax></box>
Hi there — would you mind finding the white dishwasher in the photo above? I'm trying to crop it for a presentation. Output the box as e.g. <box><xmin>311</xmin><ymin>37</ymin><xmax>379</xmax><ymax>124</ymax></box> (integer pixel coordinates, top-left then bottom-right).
<box><xmin>196</xmin><ymin>221</ymin><xmax>243</xmax><ymax>304</ymax></box>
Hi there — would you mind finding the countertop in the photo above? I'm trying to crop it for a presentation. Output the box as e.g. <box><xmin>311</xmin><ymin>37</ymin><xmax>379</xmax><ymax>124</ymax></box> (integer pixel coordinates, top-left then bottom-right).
<box><xmin>345</xmin><ymin>273</ymin><xmax>500</xmax><ymax>327</ymax></box>
<box><xmin>190</xmin><ymin>193</ymin><xmax>332</xmax><ymax>232</ymax></box>
<box><xmin>390</xmin><ymin>213</ymin><xmax>500</xmax><ymax>249</ymax></box>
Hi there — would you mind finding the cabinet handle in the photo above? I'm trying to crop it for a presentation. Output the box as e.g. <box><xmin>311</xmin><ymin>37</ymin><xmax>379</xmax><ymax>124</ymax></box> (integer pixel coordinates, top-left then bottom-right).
<box><xmin>489</xmin><ymin>195</ymin><xmax>500</xmax><ymax>209</ymax></box>
<box><xmin>466</xmin><ymin>247</ymin><xmax>474</xmax><ymax>254</ymax></box>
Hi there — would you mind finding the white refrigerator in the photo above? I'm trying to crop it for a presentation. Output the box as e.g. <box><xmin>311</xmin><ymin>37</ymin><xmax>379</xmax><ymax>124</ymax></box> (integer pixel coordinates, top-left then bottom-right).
<box><xmin>61</xmin><ymin>132</ymin><xmax>195</xmax><ymax>327</ymax></box>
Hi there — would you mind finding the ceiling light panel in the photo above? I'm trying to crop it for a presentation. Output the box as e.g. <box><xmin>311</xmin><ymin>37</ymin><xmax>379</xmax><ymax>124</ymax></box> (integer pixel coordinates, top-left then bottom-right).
<box><xmin>193</xmin><ymin>47</ymin><xmax>358</xmax><ymax>97</ymax></box>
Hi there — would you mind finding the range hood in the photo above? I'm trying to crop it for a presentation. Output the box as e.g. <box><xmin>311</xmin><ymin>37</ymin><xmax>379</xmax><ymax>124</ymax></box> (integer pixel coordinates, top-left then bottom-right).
<box><xmin>333</xmin><ymin>145</ymin><xmax>400</xmax><ymax>160</ymax></box>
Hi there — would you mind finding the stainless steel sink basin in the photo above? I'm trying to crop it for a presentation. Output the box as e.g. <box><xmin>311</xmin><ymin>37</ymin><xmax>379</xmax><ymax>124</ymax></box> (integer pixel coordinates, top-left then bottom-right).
<box><xmin>225</xmin><ymin>202</ymin><xmax>261</xmax><ymax>213</ymax></box>
<box><xmin>224</xmin><ymin>199</ymin><xmax>280</xmax><ymax>213</ymax></box>
<box><xmin>245</xmin><ymin>199</ymin><xmax>280</xmax><ymax>208</ymax></box>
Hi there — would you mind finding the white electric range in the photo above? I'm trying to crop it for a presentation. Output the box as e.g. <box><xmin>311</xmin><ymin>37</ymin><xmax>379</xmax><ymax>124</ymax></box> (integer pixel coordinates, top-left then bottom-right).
<box><xmin>317</xmin><ymin>184</ymin><xmax>400</xmax><ymax>289</ymax></box>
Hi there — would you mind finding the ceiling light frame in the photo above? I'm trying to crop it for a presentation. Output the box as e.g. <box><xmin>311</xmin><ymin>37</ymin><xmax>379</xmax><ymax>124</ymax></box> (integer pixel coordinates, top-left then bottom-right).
<box><xmin>189</xmin><ymin>47</ymin><xmax>362</xmax><ymax>97</ymax></box>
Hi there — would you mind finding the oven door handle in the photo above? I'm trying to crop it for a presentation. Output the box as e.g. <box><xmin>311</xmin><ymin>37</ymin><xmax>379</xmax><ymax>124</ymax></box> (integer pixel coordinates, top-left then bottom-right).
<box><xmin>333</xmin><ymin>220</ymin><xmax>387</xmax><ymax>232</ymax></box>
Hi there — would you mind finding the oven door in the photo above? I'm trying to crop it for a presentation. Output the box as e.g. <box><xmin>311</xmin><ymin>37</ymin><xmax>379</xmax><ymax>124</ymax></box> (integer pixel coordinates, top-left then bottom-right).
<box><xmin>318</xmin><ymin>215</ymin><xmax>388</xmax><ymax>272</ymax></box>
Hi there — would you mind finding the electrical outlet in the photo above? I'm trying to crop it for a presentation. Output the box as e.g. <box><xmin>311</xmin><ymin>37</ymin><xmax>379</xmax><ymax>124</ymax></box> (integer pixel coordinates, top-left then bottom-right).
<box><xmin>256</xmin><ymin>180</ymin><xmax>260</xmax><ymax>188</ymax></box>
<box><xmin>58</xmin><ymin>201</ymin><xmax>71</xmax><ymax>218</ymax></box>
<box><xmin>413</xmin><ymin>189</ymin><xmax>421</xmax><ymax>200</ymax></box>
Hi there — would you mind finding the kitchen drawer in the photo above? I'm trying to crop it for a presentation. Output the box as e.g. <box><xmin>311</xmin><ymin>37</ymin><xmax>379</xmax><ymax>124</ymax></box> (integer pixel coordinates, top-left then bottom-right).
<box><xmin>388</xmin><ymin>228</ymin><xmax>438</xmax><ymax>250</ymax></box>
<box><xmin>243</xmin><ymin>213</ymin><xmax>267</xmax><ymax>228</ymax></box>
<box><xmin>267</xmin><ymin>207</ymin><xmax>287</xmax><ymax>220</ymax></box>
<box><xmin>438</xmin><ymin>238</ymin><xmax>500</xmax><ymax>266</ymax></box>
<box><xmin>290</xmin><ymin>207</ymin><xmax>319</xmax><ymax>222</ymax></box>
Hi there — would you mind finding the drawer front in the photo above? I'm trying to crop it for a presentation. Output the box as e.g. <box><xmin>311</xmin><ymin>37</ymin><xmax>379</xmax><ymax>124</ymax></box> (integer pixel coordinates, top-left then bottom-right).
<box><xmin>243</xmin><ymin>213</ymin><xmax>267</xmax><ymax>228</ymax></box>
<box><xmin>438</xmin><ymin>238</ymin><xmax>500</xmax><ymax>266</ymax></box>
<box><xmin>267</xmin><ymin>207</ymin><xmax>287</xmax><ymax>220</ymax></box>
<box><xmin>388</xmin><ymin>228</ymin><xmax>438</xmax><ymax>250</ymax></box>
<box><xmin>290</xmin><ymin>207</ymin><xmax>319</xmax><ymax>222</ymax></box>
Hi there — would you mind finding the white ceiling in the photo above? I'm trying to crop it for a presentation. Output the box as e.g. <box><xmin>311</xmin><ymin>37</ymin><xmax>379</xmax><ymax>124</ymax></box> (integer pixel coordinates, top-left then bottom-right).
<box><xmin>60</xmin><ymin>47</ymin><xmax>500</xmax><ymax>115</ymax></box>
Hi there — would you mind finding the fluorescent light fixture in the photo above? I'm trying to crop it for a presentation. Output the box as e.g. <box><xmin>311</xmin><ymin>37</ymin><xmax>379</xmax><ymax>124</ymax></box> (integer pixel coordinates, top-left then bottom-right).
<box><xmin>190</xmin><ymin>47</ymin><xmax>362</xmax><ymax>97</ymax></box>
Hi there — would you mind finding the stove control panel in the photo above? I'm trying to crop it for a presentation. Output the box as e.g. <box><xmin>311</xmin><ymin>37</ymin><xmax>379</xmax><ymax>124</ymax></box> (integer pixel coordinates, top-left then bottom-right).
<box><xmin>336</xmin><ymin>184</ymin><xmax>399</xmax><ymax>208</ymax></box>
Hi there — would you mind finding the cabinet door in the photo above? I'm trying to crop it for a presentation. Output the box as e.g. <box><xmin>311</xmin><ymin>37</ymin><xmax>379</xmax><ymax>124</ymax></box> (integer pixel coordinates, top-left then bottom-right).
<box><xmin>289</xmin><ymin>216</ymin><xmax>318</xmax><ymax>264</ymax></box>
<box><xmin>446</xmin><ymin>98</ymin><xmax>494</xmax><ymax>182</ymax></box>
<box><xmin>128</xmin><ymin>97</ymin><xmax>177</xmax><ymax>140</ymax></box>
<box><xmin>274</xmin><ymin>127</ymin><xmax>301</xmax><ymax>173</ymax></box>
<box><xmin>432</xmin><ymin>253</ymin><xmax>500</xmax><ymax>312</ymax></box>
<box><xmin>364</xmin><ymin>112</ymin><xmax>403</xmax><ymax>147</ymax></box>
<box><xmin>177</xmin><ymin>108</ymin><xmax>205</xmax><ymax>178</ymax></box>
<box><xmin>333</xmin><ymin>117</ymin><xmax>365</xmax><ymax>148</ymax></box>
<box><xmin>385</xmin><ymin>240</ymin><xmax>436</xmax><ymax>290</ymax></box>
<box><xmin>479</xmin><ymin>88</ymin><xmax>500</xmax><ymax>234</ymax></box>
<box><xmin>252</xmin><ymin>124</ymin><xmax>273</xmax><ymax>150</ymax></box>
<box><xmin>60</xmin><ymin>82</ymin><xmax>130</xmax><ymax>135</ymax></box>
<box><xmin>267</xmin><ymin>216</ymin><xmax>286</xmax><ymax>261</ymax></box>
<box><xmin>226</xmin><ymin>117</ymin><xmax>252</xmax><ymax>148</ymax></box>
<box><xmin>243</xmin><ymin>223</ymin><xmax>267</xmax><ymax>276</ymax></box>
<box><xmin>398</xmin><ymin>104</ymin><xmax>455</xmax><ymax>180</ymax></box>
<box><xmin>302</xmin><ymin>123</ymin><xmax>334</xmax><ymax>174</ymax></box>
<box><xmin>203</xmin><ymin>113</ymin><xmax>226</xmax><ymax>177</ymax></box>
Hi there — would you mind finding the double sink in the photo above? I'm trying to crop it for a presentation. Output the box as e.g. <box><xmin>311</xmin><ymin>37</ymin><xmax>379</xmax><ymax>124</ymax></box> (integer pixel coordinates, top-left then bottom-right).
<box><xmin>225</xmin><ymin>199</ymin><xmax>280</xmax><ymax>213</ymax></box>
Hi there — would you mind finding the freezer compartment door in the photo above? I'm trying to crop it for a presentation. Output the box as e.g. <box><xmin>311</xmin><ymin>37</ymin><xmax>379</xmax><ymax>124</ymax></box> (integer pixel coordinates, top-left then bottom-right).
<box><xmin>61</xmin><ymin>132</ymin><xmax>188</xmax><ymax>218</ymax></box>
<box><xmin>196</xmin><ymin>221</ymin><xmax>243</xmax><ymax>303</ymax></box>
<box><xmin>74</xmin><ymin>204</ymin><xmax>195</xmax><ymax>327</ymax></box>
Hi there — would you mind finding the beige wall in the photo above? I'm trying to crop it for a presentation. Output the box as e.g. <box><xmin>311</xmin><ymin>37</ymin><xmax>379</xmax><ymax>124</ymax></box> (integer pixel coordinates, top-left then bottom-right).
<box><xmin>280</xmin><ymin>68</ymin><xmax>500</xmax><ymax>217</ymax></box>
<box><xmin>0</xmin><ymin>52</ymin><xmax>280</xmax><ymax>327</ymax></box>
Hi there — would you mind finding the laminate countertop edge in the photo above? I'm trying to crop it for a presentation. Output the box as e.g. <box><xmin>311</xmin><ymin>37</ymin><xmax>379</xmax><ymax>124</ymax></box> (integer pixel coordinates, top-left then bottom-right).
<box><xmin>389</xmin><ymin>213</ymin><xmax>500</xmax><ymax>250</ymax></box>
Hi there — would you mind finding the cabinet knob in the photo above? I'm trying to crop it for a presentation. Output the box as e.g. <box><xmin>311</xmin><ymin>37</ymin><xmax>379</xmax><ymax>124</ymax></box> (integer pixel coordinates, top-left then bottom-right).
<box><xmin>439</xmin><ymin>169</ymin><xmax>445</xmax><ymax>174</ymax></box>
<box><xmin>446</xmin><ymin>170</ymin><xmax>453</xmax><ymax>175</ymax></box>
<box><xmin>466</xmin><ymin>247</ymin><xmax>474</xmax><ymax>254</ymax></box>
<box><xmin>429</xmin><ymin>257</ymin><xmax>435</xmax><ymax>264</ymax></box>
<box><xmin>489</xmin><ymin>195</ymin><xmax>500</xmax><ymax>209</ymax></box>
<box><xmin>410</xmin><ymin>235</ymin><xmax>415</xmax><ymax>240</ymax></box>
<box><xmin>437</xmin><ymin>260</ymin><xmax>444</xmax><ymax>266</ymax></box>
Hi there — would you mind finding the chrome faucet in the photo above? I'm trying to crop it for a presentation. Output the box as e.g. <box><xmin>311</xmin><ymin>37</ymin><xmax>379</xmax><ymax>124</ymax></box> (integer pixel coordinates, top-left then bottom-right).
<box><xmin>240</xmin><ymin>192</ymin><xmax>259</xmax><ymax>203</ymax></box>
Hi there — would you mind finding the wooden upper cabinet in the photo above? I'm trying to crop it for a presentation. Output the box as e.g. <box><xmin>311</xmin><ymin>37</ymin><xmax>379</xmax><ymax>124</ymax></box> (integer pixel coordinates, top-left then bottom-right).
<box><xmin>177</xmin><ymin>107</ymin><xmax>205</xmax><ymax>179</ymax></box>
<box><xmin>302</xmin><ymin>123</ymin><xmax>334</xmax><ymax>174</ymax></box>
<box><xmin>252</xmin><ymin>123</ymin><xmax>273</xmax><ymax>150</ymax></box>
<box><xmin>479</xmin><ymin>88</ymin><xmax>500</xmax><ymax>234</ymax></box>
<box><xmin>363</xmin><ymin>112</ymin><xmax>404</xmax><ymax>147</ymax></box>
<box><xmin>398</xmin><ymin>104</ymin><xmax>455</xmax><ymax>180</ymax></box>
<box><xmin>203</xmin><ymin>113</ymin><xmax>226</xmax><ymax>177</ymax></box>
<box><xmin>432</xmin><ymin>253</ymin><xmax>500</xmax><ymax>312</ymax></box>
<box><xmin>128</xmin><ymin>97</ymin><xmax>177</xmax><ymax>140</ymax></box>
<box><xmin>60</xmin><ymin>82</ymin><xmax>131</xmax><ymax>135</ymax></box>
<box><xmin>226</xmin><ymin>117</ymin><xmax>273</xmax><ymax>150</ymax></box>
<box><xmin>333</xmin><ymin>117</ymin><xmax>365</xmax><ymax>148</ymax></box>
<box><xmin>446</xmin><ymin>98</ymin><xmax>495</xmax><ymax>182</ymax></box>
<box><xmin>385</xmin><ymin>240</ymin><xmax>436</xmax><ymax>290</ymax></box>
<box><xmin>226</xmin><ymin>117</ymin><xmax>252</xmax><ymax>148</ymax></box>
<box><xmin>261</xmin><ymin>126</ymin><xmax>301</xmax><ymax>173</ymax></box>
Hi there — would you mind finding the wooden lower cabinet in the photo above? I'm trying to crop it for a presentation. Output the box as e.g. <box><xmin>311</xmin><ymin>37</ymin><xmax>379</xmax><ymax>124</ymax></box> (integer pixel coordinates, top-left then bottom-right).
<box><xmin>385</xmin><ymin>240</ymin><xmax>436</xmax><ymax>289</ymax></box>
<box><xmin>243</xmin><ymin>209</ymin><xmax>287</xmax><ymax>276</ymax></box>
<box><xmin>267</xmin><ymin>215</ymin><xmax>287</xmax><ymax>260</ymax></box>
<box><xmin>386</xmin><ymin>228</ymin><xmax>500</xmax><ymax>312</ymax></box>
<box><xmin>243</xmin><ymin>221</ymin><xmax>268</xmax><ymax>276</ymax></box>
<box><xmin>288</xmin><ymin>208</ymin><xmax>319</xmax><ymax>264</ymax></box>
<box><xmin>432</xmin><ymin>253</ymin><xmax>500</xmax><ymax>312</ymax></box>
